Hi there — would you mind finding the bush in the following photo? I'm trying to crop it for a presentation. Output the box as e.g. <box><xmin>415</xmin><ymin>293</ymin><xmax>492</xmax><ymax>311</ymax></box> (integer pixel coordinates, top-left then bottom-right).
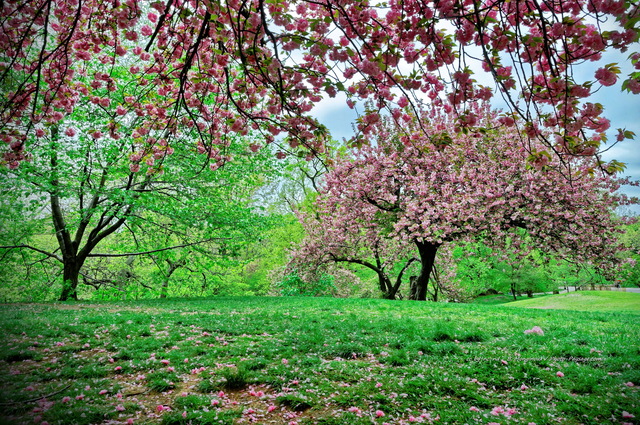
<box><xmin>275</xmin><ymin>269</ymin><xmax>336</xmax><ymax>296</ymax></box>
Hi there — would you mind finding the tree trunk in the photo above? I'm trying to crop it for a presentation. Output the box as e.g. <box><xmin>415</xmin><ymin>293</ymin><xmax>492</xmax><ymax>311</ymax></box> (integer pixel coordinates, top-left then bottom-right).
<box><xmin>160</xmin><ymin>259</ymin><xmax>185</xmax><ymax>298</ymax></box>
<box><xmin>409</xmin><ymin>241</ymin><xmax>439</xmax><ymax>301</ymax></box>
<box><xmin>379</xmin><ymin>274</ymin><xmax>399</xmax><ymax>300</ymax></box>
<box><xmin>432</xmin><ymin>277</ymin><xmax>439</xmax><ymax>302</ymax></box>
<box><xmin>59</xmin><ymin>259</ymin><xmax>82</xmax><ymax>301</ymax></box>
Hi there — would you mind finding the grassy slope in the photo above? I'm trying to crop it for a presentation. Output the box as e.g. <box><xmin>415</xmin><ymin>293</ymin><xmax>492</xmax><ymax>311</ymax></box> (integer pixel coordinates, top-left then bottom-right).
<box><xmin>0</xmin><ymin>297</ymin><xmax>638</xmax><ymax>425</ymax></box>
<box><xmin>503</xmin><ymin>291</ymin><xmax>640</xmax><ymax>314</ymax></box>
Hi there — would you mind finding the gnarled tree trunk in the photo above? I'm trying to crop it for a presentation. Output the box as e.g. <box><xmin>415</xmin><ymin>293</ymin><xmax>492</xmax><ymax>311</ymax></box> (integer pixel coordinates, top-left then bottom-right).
<box><xmin>409</xmin><ymin>241</ymin><xmax>440</xmax><ymax>301</ymax></box>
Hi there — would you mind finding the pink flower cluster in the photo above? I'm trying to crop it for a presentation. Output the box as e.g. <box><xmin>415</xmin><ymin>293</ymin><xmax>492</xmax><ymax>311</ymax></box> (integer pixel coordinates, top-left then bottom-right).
<box><xmin>524</xmin><ymin>326</ymin><xmax>545</xmax><ymax>336</ymax></box>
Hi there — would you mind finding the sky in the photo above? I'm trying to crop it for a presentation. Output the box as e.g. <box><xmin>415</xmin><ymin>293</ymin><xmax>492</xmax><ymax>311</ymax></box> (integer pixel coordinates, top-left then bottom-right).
<box><xmin>311</xmin><ymin>52</ymin><xmax>640</xmax><ymax>215</ymax></box>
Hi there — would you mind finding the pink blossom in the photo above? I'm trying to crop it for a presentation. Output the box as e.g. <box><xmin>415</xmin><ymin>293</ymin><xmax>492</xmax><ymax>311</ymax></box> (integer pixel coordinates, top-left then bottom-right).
<box><xmin>490</xmin><ymin>406</ymin><xmax>504</xmax><ymax>416</ymax></box>
<box><xmin>622</xmin><ymin>411</ymin><xmax>635</xmax><ymax>419</ymax></box>
<box><xmin>595</xmin><ymin>67</ymin><xmax>617</xmax><ymax>86</ymax></box>
<box><xmin>161</xmin><ymin>359</ymin><xmax>170</xmax><ymax>365</ymax></box>
<box><xmin>624</xmin><ymin>382</ymin><xmax>635</xmax><ymax>387</ymax></box>
<box><xmin>75</xmin><ymin>394</ymin><xmax>84</xmax><ymax>400</ymax></box>
<box><xmin>281</xmin><ymin>358</ymin><xmax>288</xmax><ymax>364</ymax></box>
<box><xmin>99</xmin><ymin>390</ymin><xmax>108</xmax><ymax>395</ymax></box>
<box><xmin>556</xmin><ymin>371</ymin><xmax>564</xmax><ymax>377</ymax></box>
<box><xmin>61</xmin><ymin>396</ymin><xmax>71</xmax><ymax>403</ymax></box>
<box><xmin>267</xmin><ymin>405</ymin><xmax>276</xmax><ymax>412</ymax></box>
<box><xmin>126</xmin><ymin>419</ymin><xmax>134</xmax><ymax>425</ymax></box>
<box><xmin>627</xmin><ymin>78</ymin><xmax>640</xmax><ymax>94</ymax></box>
<box><xmin>469</xmin><ymin>406</ymin><xmax>480</xmax><ymax>412</ymax></box>
<box><xmin>375</xmin><ymin>410</ymin><xmax>385</xmax><ymax>417</ymax></box>
<box><xmin>524</xmin><ymin>326</ymin><xmax>544</xmax><ymax>335</ymax></box>
<box><xmin>116</xmin><ymin>405</ymin><xmax>125</xmax><ymax>411</ymax></box>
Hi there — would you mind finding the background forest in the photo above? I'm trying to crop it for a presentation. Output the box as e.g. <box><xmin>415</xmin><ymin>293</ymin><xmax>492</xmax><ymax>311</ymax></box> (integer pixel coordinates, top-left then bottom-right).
<box><xmin>2</xmin><ymin>136</ymin><xmax>639</xmax><ymax>303</ymax></box>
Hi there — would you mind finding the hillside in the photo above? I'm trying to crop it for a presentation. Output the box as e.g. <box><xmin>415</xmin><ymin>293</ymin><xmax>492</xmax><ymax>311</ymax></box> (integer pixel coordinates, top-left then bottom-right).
<box><xmin>503</xmin><ymin>291</ymin><xmax>640</xmax><ymax>314</ymax></box>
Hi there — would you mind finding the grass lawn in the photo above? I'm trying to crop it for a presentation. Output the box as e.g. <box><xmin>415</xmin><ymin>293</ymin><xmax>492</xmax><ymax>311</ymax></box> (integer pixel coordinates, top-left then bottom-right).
<box><xmin>0</xmin><ymin>296</ymin><xmax>638</xmax><ymax>425</ymax></box>
<box><xmin>470</xmin><ymin>294</ymin><xmax>539</xmax><ymax>305</ymax></box>
<box><xmin>503</xmin><ymin>291</ymin><xmax>640</xmax><ymax>314</ymax></box>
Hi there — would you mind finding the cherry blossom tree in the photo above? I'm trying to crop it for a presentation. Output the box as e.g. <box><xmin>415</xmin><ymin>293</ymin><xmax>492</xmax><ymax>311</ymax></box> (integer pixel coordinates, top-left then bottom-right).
<box><xmin>1</xmin><ymin>0</ymin><xmax>639</xmax><ymax>169</ymax></box>
<box><xmin>294</xmin><ymin>107</ymin><xmax>633</xmax><ymax>300</ymax></box>
<box><xmin>292</xmin><ymin>212</ymin><xmax>418</xmax><ymax>299</ymax></box>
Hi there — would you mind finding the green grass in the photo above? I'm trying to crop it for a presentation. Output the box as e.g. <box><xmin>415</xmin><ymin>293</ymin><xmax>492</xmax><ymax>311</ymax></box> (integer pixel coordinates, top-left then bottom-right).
<box><xmin>0</xmin><ymin>296</ymin><xmax>638</xmax><ymax>424</ymax></box>
<box><xmin>471</xmin><ymin>293</ymin><xmax>541</xmax><ymax>305</ymax></box>
<box><xmin>503</xmin><ymin>290</ymin><xmax>640</xmax><ymax>314</ymax></box>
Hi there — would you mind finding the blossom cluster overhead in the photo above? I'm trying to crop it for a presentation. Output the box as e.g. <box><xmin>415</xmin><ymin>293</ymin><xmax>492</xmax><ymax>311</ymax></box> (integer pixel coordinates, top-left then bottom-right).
<box><xmin>1</xmin><ymin>0</ymin><xmax>639</xmax><ymax>168</ymax></box>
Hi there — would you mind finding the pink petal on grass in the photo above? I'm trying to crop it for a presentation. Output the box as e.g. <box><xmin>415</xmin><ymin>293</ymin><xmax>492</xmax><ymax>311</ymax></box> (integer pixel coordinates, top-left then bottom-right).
<box><xmin>556</xmin><ymin>371</ymin><xmax>564</xmax><ymax>377</ymax></box>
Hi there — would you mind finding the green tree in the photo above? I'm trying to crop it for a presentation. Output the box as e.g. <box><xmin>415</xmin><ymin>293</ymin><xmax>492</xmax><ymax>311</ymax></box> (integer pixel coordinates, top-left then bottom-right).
<box><xmin>0</xmin><ymin>122</ymin><xmax>279</xmax><ymax>300</ymax></box>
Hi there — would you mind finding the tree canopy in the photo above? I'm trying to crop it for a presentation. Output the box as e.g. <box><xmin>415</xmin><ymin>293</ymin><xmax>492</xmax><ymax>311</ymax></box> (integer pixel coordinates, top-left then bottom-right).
<box><xmin>1</xmin><ymin>0</ymin><xmax>639</xmax><ymax>169</ymax></box>
<box><xmin>293</xmin><ymin>107</ymin><xmax>633</xmax><ymax>300</ymax></box>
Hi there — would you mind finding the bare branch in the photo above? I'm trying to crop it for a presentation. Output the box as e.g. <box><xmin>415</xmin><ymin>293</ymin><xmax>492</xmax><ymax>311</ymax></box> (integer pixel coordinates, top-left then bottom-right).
<box><xmin>86</xmin><ymin>237</ymin><xmax>230</xmax><ymax>258</ymax></box>
<box><xmin>0</xmin><ymin>244</ymin><xmax>63</xmax><ymax>262</ymax></box>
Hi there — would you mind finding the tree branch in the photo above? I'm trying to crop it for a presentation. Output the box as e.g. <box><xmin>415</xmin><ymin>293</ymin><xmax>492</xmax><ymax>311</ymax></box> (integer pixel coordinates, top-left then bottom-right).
<box><xmin>87</xmin><ymin>237</ymin><xmax>230</xmax><ymax>258</ymax></box>
<box><xmin>0</xmin><ymin>245</ymin><xmax>63</xmax><ymax>262</ymax></box>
